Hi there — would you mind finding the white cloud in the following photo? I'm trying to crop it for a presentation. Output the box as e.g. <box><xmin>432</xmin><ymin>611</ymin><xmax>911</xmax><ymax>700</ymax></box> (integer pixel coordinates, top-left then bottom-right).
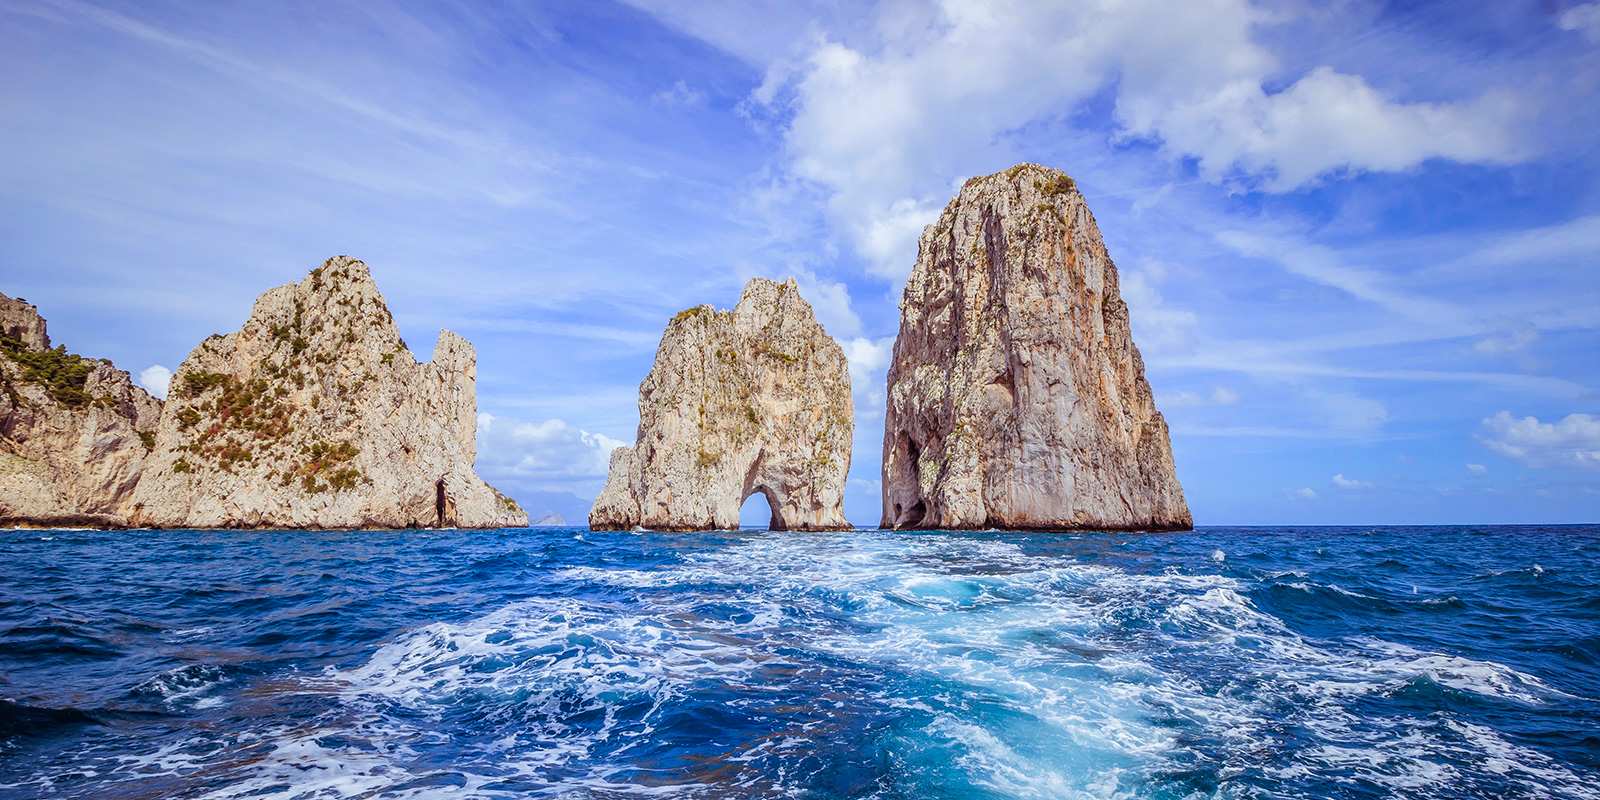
<box><xmin>1473</xmin><ymin>317</ymin><xmax>1539</xmax><ymax>354</ymax></box>
<box><xmin>1142</xmin><ymin>66</ymin><xmax>1518</xmax><ymax>191</ymax></box>
<box><xmin>138</xmin><ymin>365</ymin><xmax>172</xmax><ymax>399</ymax></box>
<box><xmin>843</xmin><ymin>335</ymin><xmax>895</xmax><ymax>413</ymax></box>
<box><xmin>651</xmin><ymin>80</ymin><xmax>706</xmax><ymax>108</ymax></box>
<box><xmin>1561</xmin><ymin>3</ymin><xmax>1600</xmax><ymax>41</ymax></box>
<box><xmin>1303</xmin><ymin>387</ymin><xmax>1390</xmax><ymax>433</ymax></box>
<box><xmin>843</xmin><ymin>335</ymin><xmax>893</xmax><ymax>384</ymax></box>
<box><xmin>755</xmin><ymin>0</ymin><xmax>1523</xmax><ymax>278</ymax></box>
<box><xmin>474</xmin><ymin>413</ymin><xmax>628</xmax><ymax>490</ymax></box>
<box><xmin>789</xmin><ymin>269</ymin><xmax>862</xmax><ymax>337</ymax></box>
<box><xmin>1164</xmin><ymin>387</ymin><xmax>1240</xmax><ymax>408</ymax></box>
<box><xmin>1466</xmin><ymin>463</ymin><xmax>1489</xmax><ymax>476</ymax></box>
<box><xmin>1286</xmin><ymin>487</ymin><xmax>1318</xmax><ymax>500</ymax></box>
<box><xmin>1216</xmin><ymin>232</ymin><xmax>1467</xmax><ymax>325</ymax></box>
<box><xmin>1121</xmin><ymin>260</ymin><xmax>1201</xmax><ymax>355</ymax></box>
<box><xmin>1480</xmin><ymin>411</ymin><xmax>1600</xmax><ymax>471</ymax></box>
<box><xmin>1331</xmin><ymin>473</ymin><xmax>1373</xmax><ymax>489</ymax></box>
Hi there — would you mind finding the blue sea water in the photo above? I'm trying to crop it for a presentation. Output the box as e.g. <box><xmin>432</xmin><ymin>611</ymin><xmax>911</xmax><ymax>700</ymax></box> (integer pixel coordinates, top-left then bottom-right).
<box><xmin>0</xmin><ymin>525</ymin><xmax>1597</xmax><ymax>799</ymax></box>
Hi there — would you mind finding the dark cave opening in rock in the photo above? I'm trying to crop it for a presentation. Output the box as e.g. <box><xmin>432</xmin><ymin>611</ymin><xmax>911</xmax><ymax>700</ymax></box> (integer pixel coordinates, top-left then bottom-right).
<box><xmin>435</xmin><ymin>479</ymin><xmax>447</xmax><ymax>528</ymax></box>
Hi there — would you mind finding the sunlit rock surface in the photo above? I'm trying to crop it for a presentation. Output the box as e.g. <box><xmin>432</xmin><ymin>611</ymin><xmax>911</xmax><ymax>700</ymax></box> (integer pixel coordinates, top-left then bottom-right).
<box><xmin>591</xmin><ymin>278</ymin><xmax>853</xmax><ymax>532</ymax></box>
<box><xmin>0</xmin><ymin>293</ymin><xmax>161</xmax><ymax>527</ymax></box>
<box><xmin>129</xmin><ymin>257</ymin><xmax>526</xmax><ymax>529</ymax></box>
<box><xmin>881</xmin><ymin>164</ymin><xmax>1191</xmax><ymax>531</ymax></box>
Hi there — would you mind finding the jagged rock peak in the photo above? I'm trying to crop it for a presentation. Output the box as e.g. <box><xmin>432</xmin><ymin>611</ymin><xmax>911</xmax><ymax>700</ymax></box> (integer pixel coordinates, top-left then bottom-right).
<box><xmin>129</xmin><ymin>256</ymin><xmax>526</xmax><ymax>529</ymax></box>
<box><xmin>880</xmin><ymin>163</ymin><xmax>1192</xmax><ymax>531</ymax></box>
<box><xmin>590</xmin><ymin>277</ymin><xmax>854</xmax><ymax>532</ymax></box>
<box><xmin>0</xmin><ymin>293</ymin><xmax>51</xmax><ymax>352</ymax></box>
<box><xmin>1</xmin><ymin>292</ymin><xmax>161</xmax><ymax>527</ymax></box>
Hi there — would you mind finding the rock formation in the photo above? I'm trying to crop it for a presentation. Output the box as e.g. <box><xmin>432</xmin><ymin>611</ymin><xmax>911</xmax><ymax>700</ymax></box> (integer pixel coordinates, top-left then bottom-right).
<box><xmin>129</xmin><ymin>257</ymin><xmax>526</xmax><ymax>529</ymax></box>
<box><xmin>1</xmin><ymin>293</ymin><xmax>162</xmax><ymax>527</ymax></box>
<box><xmin>591</xmin><ymin>278</ymin><xmax>853</xmax><ymax>532</ymax></box>
<box><xmin>880</xmin><ymin>164</ymin><xmax>1191</xmax><ymax>531</ymax></box>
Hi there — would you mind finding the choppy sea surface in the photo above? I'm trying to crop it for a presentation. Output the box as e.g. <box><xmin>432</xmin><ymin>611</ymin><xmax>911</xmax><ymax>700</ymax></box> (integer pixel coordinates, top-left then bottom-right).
<box><xmin>1</xmin><ymin>525</ymin><xmax>1597</xmax><ymax>799</ymax></box>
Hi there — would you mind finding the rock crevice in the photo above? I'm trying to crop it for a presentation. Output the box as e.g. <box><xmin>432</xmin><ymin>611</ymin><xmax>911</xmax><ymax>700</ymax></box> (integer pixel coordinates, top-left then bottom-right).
<box><xmin>880</xmin><ymin>164</ymin><xmax>1191</xmax><ymax>531</ymax></box>
<box><xmin>591</xmin><ymin>278</ymin><xmax>853</xmax><ymax>532</ymax></box>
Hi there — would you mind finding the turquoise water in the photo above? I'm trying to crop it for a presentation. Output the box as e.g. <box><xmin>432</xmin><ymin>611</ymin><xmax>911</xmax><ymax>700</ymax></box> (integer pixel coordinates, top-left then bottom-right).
<box><xmin>1</xmin><ymin>525</ymin><xmax>1597</xmax><ymax>798</ymax></box>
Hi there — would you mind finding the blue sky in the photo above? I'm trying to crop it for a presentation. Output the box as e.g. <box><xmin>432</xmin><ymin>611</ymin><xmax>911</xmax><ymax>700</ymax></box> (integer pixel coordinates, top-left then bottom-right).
<box><xmin>2</xmin><ymin>0</ymin><xmax>1597</xmax><ymax>526</ymax></box>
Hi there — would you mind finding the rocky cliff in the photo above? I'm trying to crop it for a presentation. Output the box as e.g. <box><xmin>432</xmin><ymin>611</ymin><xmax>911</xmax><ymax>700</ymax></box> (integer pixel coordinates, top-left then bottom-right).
<box><xmin>1</xmin><ymin>293</ymin><xmax>162</xmax><ymax>527</ymax></box>
<box><xmin>129</xmin><ymin>257</ymin><xmax>526</xmax><ymax>529</ymax></box>
<box><xmin>591</xmin><ymin>278</ymin><xmax>853</xmax><ymax>532</ymax></box>
<box><xmin>881</xmin><ymin>164</ymin><xmax>1191</xmax><ymax>531</ymax></box>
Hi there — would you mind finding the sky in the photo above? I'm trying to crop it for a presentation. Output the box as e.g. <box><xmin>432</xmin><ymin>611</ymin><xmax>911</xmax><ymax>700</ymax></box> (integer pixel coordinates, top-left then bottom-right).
<box><xmin>1</xmin><ymin>0</ymin><xmax>1597</xmax><ymax>526</ymax></box>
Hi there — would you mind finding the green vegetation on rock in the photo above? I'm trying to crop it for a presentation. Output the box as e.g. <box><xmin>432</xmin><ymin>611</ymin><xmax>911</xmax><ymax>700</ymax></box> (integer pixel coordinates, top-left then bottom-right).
<box><xmin>0</xmin><ymin>332</ymin><xmax>94</xmax><ymax>407</ymax></box>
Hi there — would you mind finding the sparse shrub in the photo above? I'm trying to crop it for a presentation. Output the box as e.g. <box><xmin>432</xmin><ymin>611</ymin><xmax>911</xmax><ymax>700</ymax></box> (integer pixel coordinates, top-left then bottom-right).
<box><xmin>0</xmin><ymin>333</ymin><xmax>94</xmax><ymax>407</ymax></box>
<box><xmin>179</xmin><ymin>371</ymin><xmax>230</xmax><ymax>398</ymax></box>
<box><xmin>177</xmin><ymin>407</ymin><xmax>202</xmax><ymax>429</ymax></box>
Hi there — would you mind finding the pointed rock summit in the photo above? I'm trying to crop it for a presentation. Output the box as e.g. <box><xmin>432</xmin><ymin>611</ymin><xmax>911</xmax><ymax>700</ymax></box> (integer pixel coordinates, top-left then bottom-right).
<box><xmin>1</xmin><ymin>293</ymin><xmax>162</xmax><ymax>527</ymax></box>
<box><xmin>591</xmin><ymin>278</ymin><xmax>853</xmax><ymax>532</ymax></box>
<box><xmin>881</xmin><ymin>164</ymin><xmax>1191</xmax><ymax>531</ymax></box>
<box><xmin>129</xmin><ymin>257</ymin><xmax>526</xmax><ymax>529</ymax></box>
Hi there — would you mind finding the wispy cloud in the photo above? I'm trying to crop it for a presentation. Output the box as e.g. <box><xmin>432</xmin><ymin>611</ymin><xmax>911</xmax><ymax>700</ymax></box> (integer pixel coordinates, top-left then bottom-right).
<box><xmin>1480</xmin><ymin>412</ymin><xmax>1600</xmax><ymax>472</ymax></box>
<box><xmin>1331</xmin><ymin>473</ymin><xmax>1374</xmax><ymax>489</ymax></box>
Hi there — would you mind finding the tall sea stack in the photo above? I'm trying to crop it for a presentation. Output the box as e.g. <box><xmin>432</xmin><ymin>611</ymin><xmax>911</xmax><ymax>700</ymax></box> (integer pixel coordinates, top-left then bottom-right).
<box><xmin>129</xmin><ymin>257</ymin><xmax>526</xmax><ymax>529</ymax></box>
<box><xmin>881</xmin><ymin>164</ymin><xmax>1191</xmax><ymax>531</ymax></box>
<box><xmin>591</xmin><ymin>278</ymin><xmax>853</xmax><ymax>532</ymax></box>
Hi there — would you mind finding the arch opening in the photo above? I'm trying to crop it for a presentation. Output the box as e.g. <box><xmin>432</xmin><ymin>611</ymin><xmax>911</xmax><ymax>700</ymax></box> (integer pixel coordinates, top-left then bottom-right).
<box><xmin>738</xmin><ymin>487</ymin><xmax>782</xmax><ymax>531</ymax></box>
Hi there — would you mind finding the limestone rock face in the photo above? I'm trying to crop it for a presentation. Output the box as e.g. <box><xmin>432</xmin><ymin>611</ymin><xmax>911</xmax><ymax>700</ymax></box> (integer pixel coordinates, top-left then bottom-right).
<box><xmin>129</xmin><ymin>257</ymin><xmax>526</xmax><ymax>529</ymax></box>
<box><xmin>0</xmin><ymin>295</ymin><xmax>51</xmax><ymax>352</ymax></box>
<box><xmin>881</xmin><ymin>164</ymin><xmax>1191</xmax><ymax>531</ymax></box>
<box><xmin>590</xmin><ymin>278</ymin><xmax>853</xmax><ymax>532</ymax></box>
<box><xmin>0</xmin><ymin>293</ymin><xmax>162</xmax><ymax>527</ymax></box>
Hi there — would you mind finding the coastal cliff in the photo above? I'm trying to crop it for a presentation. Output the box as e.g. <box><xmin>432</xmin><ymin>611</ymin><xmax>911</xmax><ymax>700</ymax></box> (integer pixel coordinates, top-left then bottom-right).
<box><xmin>591</xmin><ymin>278</ymin><xmax>853</xmax><ymax>532</ymax></box>
<box><xmin>881</xmin><ymin>164</ymin><xmax>1191</xmax><ymax>531</ymax></box>
<box><xmin>0</xmin><ymin>293</ymin><xmax>162</xmax><ymax>527</ymax></box>
<box><xmin>128</xmin><ymin>257</ymin><xmax>526</xmax><ymax>529</ymax></box>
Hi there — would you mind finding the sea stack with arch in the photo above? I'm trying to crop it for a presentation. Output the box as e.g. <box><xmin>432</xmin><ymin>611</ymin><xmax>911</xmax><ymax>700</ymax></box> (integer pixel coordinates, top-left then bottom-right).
<box><xmin>128</xmin><ymin>256</ymin><xmax>527</xmax><ymax>529</ymax></box>
<box><xmin>590</xmin><ymin>277</ymin><xmax>854</xmax><ymax>532</ymax></box>
<box><xmin>880</xmin><ymin>164</ymin><xmax>1192</xmax><ymax>531</ymax></box>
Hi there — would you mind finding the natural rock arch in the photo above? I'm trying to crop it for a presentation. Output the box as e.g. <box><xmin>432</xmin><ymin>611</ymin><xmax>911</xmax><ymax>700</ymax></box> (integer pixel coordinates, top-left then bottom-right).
<box><xmin>590</xmin><ymin>278</ymin><xmax>854</xmax><ymax>532</ymax></box>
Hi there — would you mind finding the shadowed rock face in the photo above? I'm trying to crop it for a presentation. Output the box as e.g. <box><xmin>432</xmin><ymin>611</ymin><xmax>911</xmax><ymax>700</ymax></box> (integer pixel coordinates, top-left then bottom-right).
<box><xmin>591</xmin><ymin>278</ymin><xmax>853</xmax><ymax>532</ymax></box>
<box><xmin>129</xmin><ymin>257</ymin><xmax>526</xmax><ymax>529</ymax></box>
<box><xmin>0</xmin><ymin>293</ymin><xmax>162</xmax><ymax>527</ymax></box>
<box><xmin>881</xmin><ymin>164</ymin><xmax>1192</xmax><ymax>532</ymax></box>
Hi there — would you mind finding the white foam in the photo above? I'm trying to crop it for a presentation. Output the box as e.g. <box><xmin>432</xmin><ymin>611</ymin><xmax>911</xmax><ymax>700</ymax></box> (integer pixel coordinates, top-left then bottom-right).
<box><xmin>72</xmin><ymin>530</ymin><xmax>1598</xmax><ymax>798</ymax></box>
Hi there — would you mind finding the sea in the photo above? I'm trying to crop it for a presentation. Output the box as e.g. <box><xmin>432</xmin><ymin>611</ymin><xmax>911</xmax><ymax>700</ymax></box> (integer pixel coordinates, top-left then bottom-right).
<box><xmin>1</xmin><ymin>525</ymin><xmax>1597</xmax><ymax>799</ymax></box>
